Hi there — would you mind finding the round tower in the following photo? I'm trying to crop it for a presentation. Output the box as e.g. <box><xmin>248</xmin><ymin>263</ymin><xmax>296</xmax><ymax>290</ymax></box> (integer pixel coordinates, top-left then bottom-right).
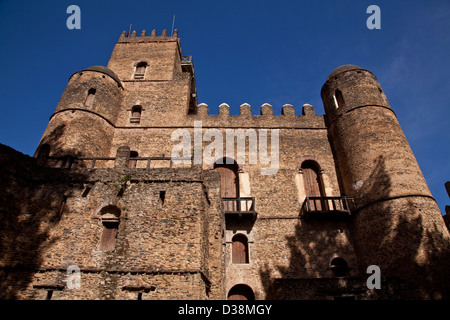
<box><xmin>35</xmin><ymin>66</ymin><xmax>123</xmax><ymax>161</ymax></box>
<box><xmin>321</xmin><ymin>65</ymin><xmax>450</xmax><ymax>298</ymax></box>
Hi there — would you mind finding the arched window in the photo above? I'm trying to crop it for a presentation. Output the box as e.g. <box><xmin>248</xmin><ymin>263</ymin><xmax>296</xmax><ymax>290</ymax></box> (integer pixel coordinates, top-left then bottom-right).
<box><xmin>99</xmin><ymin>205</ymin><xmax>121</xmax><ymax>252</ymax></box>
<box><xmin>301</xmin><ymin>160</ymin><xmax>325</xmax><ymax>210</ymax></box>
<box><xmin>232</xmin><ymin>234</ymin><xmax>249</xmax><ymax>264</ymax></box>
<box><xmin>334</xmin><ymin>89</ymin><xmax>345</xmax><ymax>109</ymax></box>
<box><xmin>330</xmin><ymin>257</ymin><xmax>348</xmax><ymax>277</ymax></box>
<box><xmin>214</xmin><ymin>158</ymin><xmax>239</xmax><ymax>198</ymax></box>
<box><xmin>85</xmin><ymin>88</ymin><xmax>96</xmax><ymax>107</ymax></box>
<box><xmin>128</xmin><ymin>151</ymin><xmax>139</xmax><ymax>168</ymax></box>
<box><xmin>130</xmin><ymin>106</ymin><xmax>142</xmax><ymax>123</ymax></box>
<box><xmin>227</xmin><ymin>284</ymin><xmax>255</xmax><ymax>300</ymax></box>
<box><xmin>134</xmin><ymin>62</ymin><xmax>147</xmax><ymax>79</ymax></box>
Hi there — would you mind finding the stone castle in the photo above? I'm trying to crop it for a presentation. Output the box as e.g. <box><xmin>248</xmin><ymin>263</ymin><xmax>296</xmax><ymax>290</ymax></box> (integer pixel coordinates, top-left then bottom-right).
<box><xmin>1</xmin><ymin>29</ymin><xmax>449</xmax><ymax>300</ymax></box>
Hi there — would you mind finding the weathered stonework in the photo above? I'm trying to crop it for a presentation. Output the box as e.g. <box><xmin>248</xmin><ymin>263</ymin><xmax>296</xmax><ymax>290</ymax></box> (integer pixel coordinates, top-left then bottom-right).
<box><xmin>1</xmin><ymin>30</ymin><xmax>449</xmax><ymax>300</ymax></box>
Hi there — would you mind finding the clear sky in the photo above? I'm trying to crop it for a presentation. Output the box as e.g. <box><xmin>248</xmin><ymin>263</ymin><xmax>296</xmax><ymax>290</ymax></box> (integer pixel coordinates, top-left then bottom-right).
<box><xmin>0</xmin><ymin>0</ymin><xmax>449</xmax><ymax>214</ymax></box>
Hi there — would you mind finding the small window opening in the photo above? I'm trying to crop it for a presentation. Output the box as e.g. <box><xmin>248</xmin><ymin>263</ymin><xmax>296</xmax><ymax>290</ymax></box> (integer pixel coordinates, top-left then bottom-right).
<box><xmin>137</xmin><ymin>292</ymin><xmax>143</xmax><ymax>300</ymax></box>
<box><xmin>81</xmin><ymin>187</ymin><xmax>91</xmax><ymax>198</ymax></box>
<box><xmin>334</xmin><ymin>89</ymin><xmax>345</xmax><ymax>109</ymax></box>
<box><xmin>159</xmin><ymin>191</ymin><xmax>166</xmax><ymax>206</ymax></box>
<box><xmin>99</xmin><ymin>206</ymin><xmax>121</xmax><ymax>252</ymax></box>
<box><xmin>130</xmin><ymin>106</ymin><xmax>142</xmax><ymax>123</ymax></box>
<box><xmin>58</xmin><ymin>195</ymin><xmax>68</xmax><ymax>216</ymax></box>
<box><xmin>128</xmin><ymin>151</ymin><xmax>139</xmax><ymax>168</ymax></box>
<box><xmin>46</xmin><ymin>290</ymin><xmax>53</xmax><ymax>300</ymax></box>
<box><xmin>331</xmin><ymin>257</ymin><xmax>348</xmax><ymax>277</ymax></box>
<box><xmin>134</xmin><ymin>62</ymin><xmax>147</xmax><ymax>79</ymax></box>
<box><xmin>85</xmin><ymin>88</ymin><xmax>96</xmax><ymax>107</ymax></box>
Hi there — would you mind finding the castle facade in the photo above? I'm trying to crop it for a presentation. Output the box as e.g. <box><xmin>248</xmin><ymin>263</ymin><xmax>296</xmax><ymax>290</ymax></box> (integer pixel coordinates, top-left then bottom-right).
<box><xmin>1</xmin><ymin>29</ymin><xmax>449</xmax><ymax>300</ymax></box>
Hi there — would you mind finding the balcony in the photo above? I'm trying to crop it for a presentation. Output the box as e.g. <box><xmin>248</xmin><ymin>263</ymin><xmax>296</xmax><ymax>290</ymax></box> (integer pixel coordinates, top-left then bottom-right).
<box><xmin>181</xmin><ymin>55</ymin><xmax>194</xmax><ymax>74</ymax></box>
<box><xmin>222</xmin><ymin>197</ymin><xmax>256</xmax><ymax>220</ymax></box>
<box><xmin>300</xmin><ymin>196</ymin><xmax>355</xmax><ymax>220</ymax></box>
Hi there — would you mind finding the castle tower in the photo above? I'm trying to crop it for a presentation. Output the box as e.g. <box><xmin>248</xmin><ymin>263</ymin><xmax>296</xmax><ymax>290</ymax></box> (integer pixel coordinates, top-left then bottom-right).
<box><xmin>321</xmin><ymin>65</ymin><xmax>450</xmax><ymax>298</ymax></box>
<box><xmin>106</xmin><ymin>29</ymin><xmax>197</xmax><ymax>125</ymax></box>
<box><xmin>34</xmin><ymin>29</ymin><xmax>197</xmax><ymax>165</ymax></box>
<box><xmin>35</xmin><ymin>66</ymin><xmax>123</xmax><ymax>162</ymax></box>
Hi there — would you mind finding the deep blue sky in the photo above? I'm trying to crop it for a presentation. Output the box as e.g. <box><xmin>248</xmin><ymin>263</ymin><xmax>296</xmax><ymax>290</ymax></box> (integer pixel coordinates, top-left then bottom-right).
<box><xmin>0</xmin><ymin>0</ymin><xmax>449</xmax><ymax>214</ymax></box>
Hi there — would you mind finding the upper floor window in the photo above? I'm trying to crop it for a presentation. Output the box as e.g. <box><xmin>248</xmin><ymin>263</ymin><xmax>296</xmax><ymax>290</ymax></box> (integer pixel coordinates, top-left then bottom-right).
<box><xmin>134</xmin><ymin>62</ymin><xmax>147</xmax><ymax>79</ymax></box>
<box><xmin>85</xmin><ymin>88</ymin><xmax>96</xmax><ymax>107</ymax></box>
<box><xmin>99</xmin><ymin>205</ymin><xmax>121</xmax><ymax>252</ymax></box>
<box><xmin>130</xmin><ymin>105</ymin><xmax>142</xmax><ymax>123</ymax></box>
<box><xmin>334</xmin><ymin>89</ymin><xmax>345</xmax><ymax>109</ymax></box>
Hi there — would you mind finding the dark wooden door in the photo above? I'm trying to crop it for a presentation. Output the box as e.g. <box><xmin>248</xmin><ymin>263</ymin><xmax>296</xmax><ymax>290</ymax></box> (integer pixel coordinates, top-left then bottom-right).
<box><xmin>215</xmin><ymin>164</ymin><xmax>238</xmax><ymax>198</ymax></box>
<box><xmin>101</xmin><ymin>223</ymin><xmax>118</xmax><ymax>252</ymax></box>
<box><xmin>232</xmin><ymin>235</ymin><xmax>249</xmax><ymax>264</ymax></box>
<box><xmin>302</xmin><ymin>165</ymin><xmax>324</xmax><ymax>210</ymax></box>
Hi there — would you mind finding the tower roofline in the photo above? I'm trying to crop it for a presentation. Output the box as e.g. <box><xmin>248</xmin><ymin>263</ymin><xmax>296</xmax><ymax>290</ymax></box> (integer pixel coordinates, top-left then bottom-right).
<box><xmin>118</xmin><ymin>28</ymin><xmax>179</xmax><ymax>43</ymax></box>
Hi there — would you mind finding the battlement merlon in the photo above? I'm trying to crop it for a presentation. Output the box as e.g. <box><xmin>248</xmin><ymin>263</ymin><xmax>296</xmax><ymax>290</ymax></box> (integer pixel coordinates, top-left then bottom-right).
<box><xmin>118</xmin><ymin>29</ymin><xmax>180</xmax><ymax>43</ymax></box>
<box><xmin>197</xmin><ymin>103</ymin><xmax>317</xmax><ymax>117</ymax></box>
<box><xmin>191</xmin><ymin>103</ymin><xmax>325</xmax><ymax>129</ymax></box>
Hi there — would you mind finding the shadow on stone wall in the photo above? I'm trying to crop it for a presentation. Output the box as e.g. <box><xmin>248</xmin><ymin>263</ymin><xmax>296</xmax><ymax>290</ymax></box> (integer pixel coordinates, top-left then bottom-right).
<box><xmin>0</xmin><ymin>142</ymin><xmax>87</xmax><ymax>299</ymax></box>
<box><xmin>259</xmin><ymin>155</ymin><xmax>450</xmax><ymax>299</ymax></box>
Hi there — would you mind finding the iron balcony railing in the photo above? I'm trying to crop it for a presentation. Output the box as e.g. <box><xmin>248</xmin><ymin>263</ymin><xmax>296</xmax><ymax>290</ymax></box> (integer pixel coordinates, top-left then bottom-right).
<box><xmin>300</xmin><ymin>196</ymin><xmax>355</xmax><ymax>219</ymax></box>
<box><xmin>222</xmin><ymin>197</ymin><xmax>256</xmax><ymax>219</ymax></box>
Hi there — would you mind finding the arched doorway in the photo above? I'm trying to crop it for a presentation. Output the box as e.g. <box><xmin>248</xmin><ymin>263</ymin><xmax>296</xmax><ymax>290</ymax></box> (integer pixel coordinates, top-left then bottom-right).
<box><xmin>227</xmin><ymin>284</ymin><xmax>255</xmax><ymax>300</ymax></box>
<box><xmin>301</xmin><ymin>160</ymin><xmax>325</xmax><ymax>210</ymax></box>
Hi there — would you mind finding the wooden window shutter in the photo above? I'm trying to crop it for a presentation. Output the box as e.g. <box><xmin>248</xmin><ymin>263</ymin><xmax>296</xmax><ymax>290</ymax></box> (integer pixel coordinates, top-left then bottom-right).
<box><xmin>100</xmin><ymin>221</ymin><xmax>118</xmax><ymax>252</ymax></box>
<box><xmin>232</xmin><ymin>235</ymin><xmax>249</xmax><ymax>264</ymax></box>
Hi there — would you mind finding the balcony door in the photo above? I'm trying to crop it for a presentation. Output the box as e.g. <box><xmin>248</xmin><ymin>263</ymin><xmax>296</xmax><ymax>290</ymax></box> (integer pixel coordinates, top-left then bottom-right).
<box><xmin>302</xmin><ymin>161</ymin><xmax>325</xmax><ymax>210</ymax></box>
<box><xmin>214</xmin><ymin>160</ymin><xmax>239</xmax><ymax>198</ymax></box>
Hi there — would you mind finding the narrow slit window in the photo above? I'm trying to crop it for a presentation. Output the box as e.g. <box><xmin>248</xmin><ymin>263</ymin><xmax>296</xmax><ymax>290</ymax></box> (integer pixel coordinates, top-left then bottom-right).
<box><xmin>334</xmin><ymin>89</ymin><xmax>345</xmax><ymax>109</ymax></box>
<box><xmin>81</xmin><ymin>187</ymin><xmax>91</xmax><ymax>198</ymax></box>
<box><xmin>46</xmin><ymin>290</ymin><xmax>53</xmax><ymax>300</ymax></box>
<box><xmin>159</xmin><ymin>191</ymin><xmax>166</xmax><ymax>206</ymax></box>
<box><xmin>85</xmin><ymin>88</ymin><xmax>96</xmax><ymax>107</ymax></box>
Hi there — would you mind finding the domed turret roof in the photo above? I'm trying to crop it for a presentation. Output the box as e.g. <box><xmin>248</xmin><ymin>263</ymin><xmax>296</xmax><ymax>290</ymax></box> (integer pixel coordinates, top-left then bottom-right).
<box><xmin>82</xmin><ymin>65</ymin><xmax>123</xmax><ymax>88</ymax></box>
<box><xmin>327</xmin><ymin>64</ymin><xmax>365</xmax><ymax>80</ymax></box>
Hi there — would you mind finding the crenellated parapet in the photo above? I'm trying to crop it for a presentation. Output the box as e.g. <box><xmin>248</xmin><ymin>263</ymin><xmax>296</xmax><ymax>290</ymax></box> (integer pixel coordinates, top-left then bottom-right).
<box><xmin>190</xmin><ymin>102</ymin><xmax>325</xmax><ymax>128</ymax></box>
<box><xmin>195</xmin><ymin>102</ymin><xmax>318</xmax><ymax>117</ymax></box>
<box><xmin>118</xmin><ymin>28</ymin><xmax>179</xmax><ymax>43</ymax></box>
